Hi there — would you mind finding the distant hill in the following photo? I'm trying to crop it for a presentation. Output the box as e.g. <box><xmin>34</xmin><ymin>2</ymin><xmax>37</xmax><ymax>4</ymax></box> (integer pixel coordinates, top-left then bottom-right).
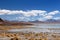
<box><xmin>0</xmin><ymin>18</ymin><xmax>60</xmax><ymax>25</ymax></box>
<box><xmin>29</xmin><ymin>19</ymin><xmax>60</xmax><ymax>23</ymax></box>
<box><xmin>0</xmin><ymin>18</ymin><xmax>33</xmax><ymax>25</ymax></box>
<box><xmin>0</xmin><ymin>18</ymin><xmax>4</xmax><ymax>22</ymax></box>
<box><xmin>46</xmin><ymin>19</ymin><xmax>57</xmax><ymax>22</ymax></box>
<box><xmin>45</xmin><ymin>19</ymin><xmax>60</xmax><ymax>23</ymax></box>
<box><xmin>29</xmin><ymin>20</ymin><xmax>44</xmax><ymax>23</ymax></box>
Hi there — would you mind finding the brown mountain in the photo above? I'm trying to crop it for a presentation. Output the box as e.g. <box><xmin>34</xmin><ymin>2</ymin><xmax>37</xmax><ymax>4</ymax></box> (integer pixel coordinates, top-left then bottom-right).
<box><xmin>0</xmin><ymin>18</ymin><xmax>4</xmax><ymax>22</ymax></box>
<box><xmin>0</xmin><ymin>18</ymin><xmax>4</xmax><ymax>25</ymax></box>
<box><xmin>0</xmin><ymin>18</ymin><xmax>33</xmax><ymax>25</ymax></box>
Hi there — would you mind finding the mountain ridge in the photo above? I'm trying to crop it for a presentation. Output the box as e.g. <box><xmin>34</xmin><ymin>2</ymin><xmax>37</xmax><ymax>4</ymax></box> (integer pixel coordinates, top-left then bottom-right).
<box><xmin>0</xmin><ymin>18</ymin><xmax>60</xmax><ymax>25</ymax></box>
<box><xmin>0</xmin><ymin>18</ymin><xmax>33</xmax><ymax>25</ymax></box>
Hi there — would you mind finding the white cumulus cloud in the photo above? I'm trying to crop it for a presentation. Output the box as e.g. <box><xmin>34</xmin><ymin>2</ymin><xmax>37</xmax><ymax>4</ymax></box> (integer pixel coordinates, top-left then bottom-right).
<box><xmin>48</xmin><ymin>10</ymin><xmax>60</xmax><ymax>15</ymax></box>
<box><xmin>0</xmin><ymin>9</ymin><xmax>47</xmax><ymax>17</ymax></box>
<box><xmin>44</xmin><ymin>15</ymin><xmax>53</xmax><ymax>19</ymax></box>
<box><xmin>0</xmin><ymin>9</ymin><xmax>60</xmax><ymax>21</ymax></box>
<box><xmin>54</xmin><ymin>17</ymin><xmax>60</xmax><ymax>20</ymax></box>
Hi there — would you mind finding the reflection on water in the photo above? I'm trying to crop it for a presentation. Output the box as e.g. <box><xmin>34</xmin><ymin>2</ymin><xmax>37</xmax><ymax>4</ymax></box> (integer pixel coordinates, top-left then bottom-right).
<box><xmin>32</xmin><ymin>23</ymin><xmax>60</xmax><ymax>28</ymax></box>
<box><xmin>8</xmin><ymin>23</ymin><xmax>60</xmax><ymax>33</ymax></box>
<box><xmin>8</xmin><ymin>28</ymin><xmax>50</xmax><ymax>33</ymax></box>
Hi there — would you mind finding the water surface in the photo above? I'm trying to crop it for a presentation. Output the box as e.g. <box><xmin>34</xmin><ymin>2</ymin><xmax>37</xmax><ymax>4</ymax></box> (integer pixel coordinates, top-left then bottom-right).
<box><xmin>8</xmin><ymin>23</ymin><xmax>60</xmax><ymax>33</ymax></box>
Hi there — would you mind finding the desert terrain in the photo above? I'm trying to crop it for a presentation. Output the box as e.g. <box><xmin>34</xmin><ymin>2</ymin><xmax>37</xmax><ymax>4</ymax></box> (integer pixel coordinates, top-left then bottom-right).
<box><xmin>0</xmin><ymin>25</ymin><xmax>60</xmax><ymax>40</ymax></box>
<box><xmin>0</xmin><ymin>18</ymin><xmax>60</xmax><ymax>40</ymax></box>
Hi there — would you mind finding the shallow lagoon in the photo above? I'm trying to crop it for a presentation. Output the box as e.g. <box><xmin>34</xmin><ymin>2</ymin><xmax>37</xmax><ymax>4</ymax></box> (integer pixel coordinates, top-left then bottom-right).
<box><xmin>8</xmin><ymin>23</ymin><xmax>60</xmax><ymax>33</ymax></box>
<box><xmin>32</xmin><ymin>23</ymin><xmax>60</xmax><ymax>28</ymax></box>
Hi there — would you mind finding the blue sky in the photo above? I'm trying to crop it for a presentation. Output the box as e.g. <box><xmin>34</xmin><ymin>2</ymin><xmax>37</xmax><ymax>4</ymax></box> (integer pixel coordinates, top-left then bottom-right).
<box><xmin>0</xmin><ymin>0</ymin><xmax>60</xmax><ymax>21</ymax></box>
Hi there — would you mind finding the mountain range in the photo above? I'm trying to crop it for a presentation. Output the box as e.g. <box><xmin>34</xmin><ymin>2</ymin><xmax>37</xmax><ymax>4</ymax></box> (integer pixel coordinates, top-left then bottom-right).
<box><xmin>29</xmin><ymin>19</ymin><xmax>60</xmax><ymax>23</ymax></box>
<box><xmin>0</xmin><ymin>18</ymin><xmax>33</xmax><ymax>25</ymax></box>
<box><xmin>0</xmin><ymin>18</ymin><xmax>60</xmax><ymax>25</ymax></box>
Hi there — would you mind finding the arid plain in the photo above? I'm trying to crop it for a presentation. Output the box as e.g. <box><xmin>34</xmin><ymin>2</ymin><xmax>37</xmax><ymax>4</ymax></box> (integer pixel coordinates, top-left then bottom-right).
<box><xmin>0</xmin><ymin>25</ymin><xmax>60</xmax><ymax>40</ymax></box>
